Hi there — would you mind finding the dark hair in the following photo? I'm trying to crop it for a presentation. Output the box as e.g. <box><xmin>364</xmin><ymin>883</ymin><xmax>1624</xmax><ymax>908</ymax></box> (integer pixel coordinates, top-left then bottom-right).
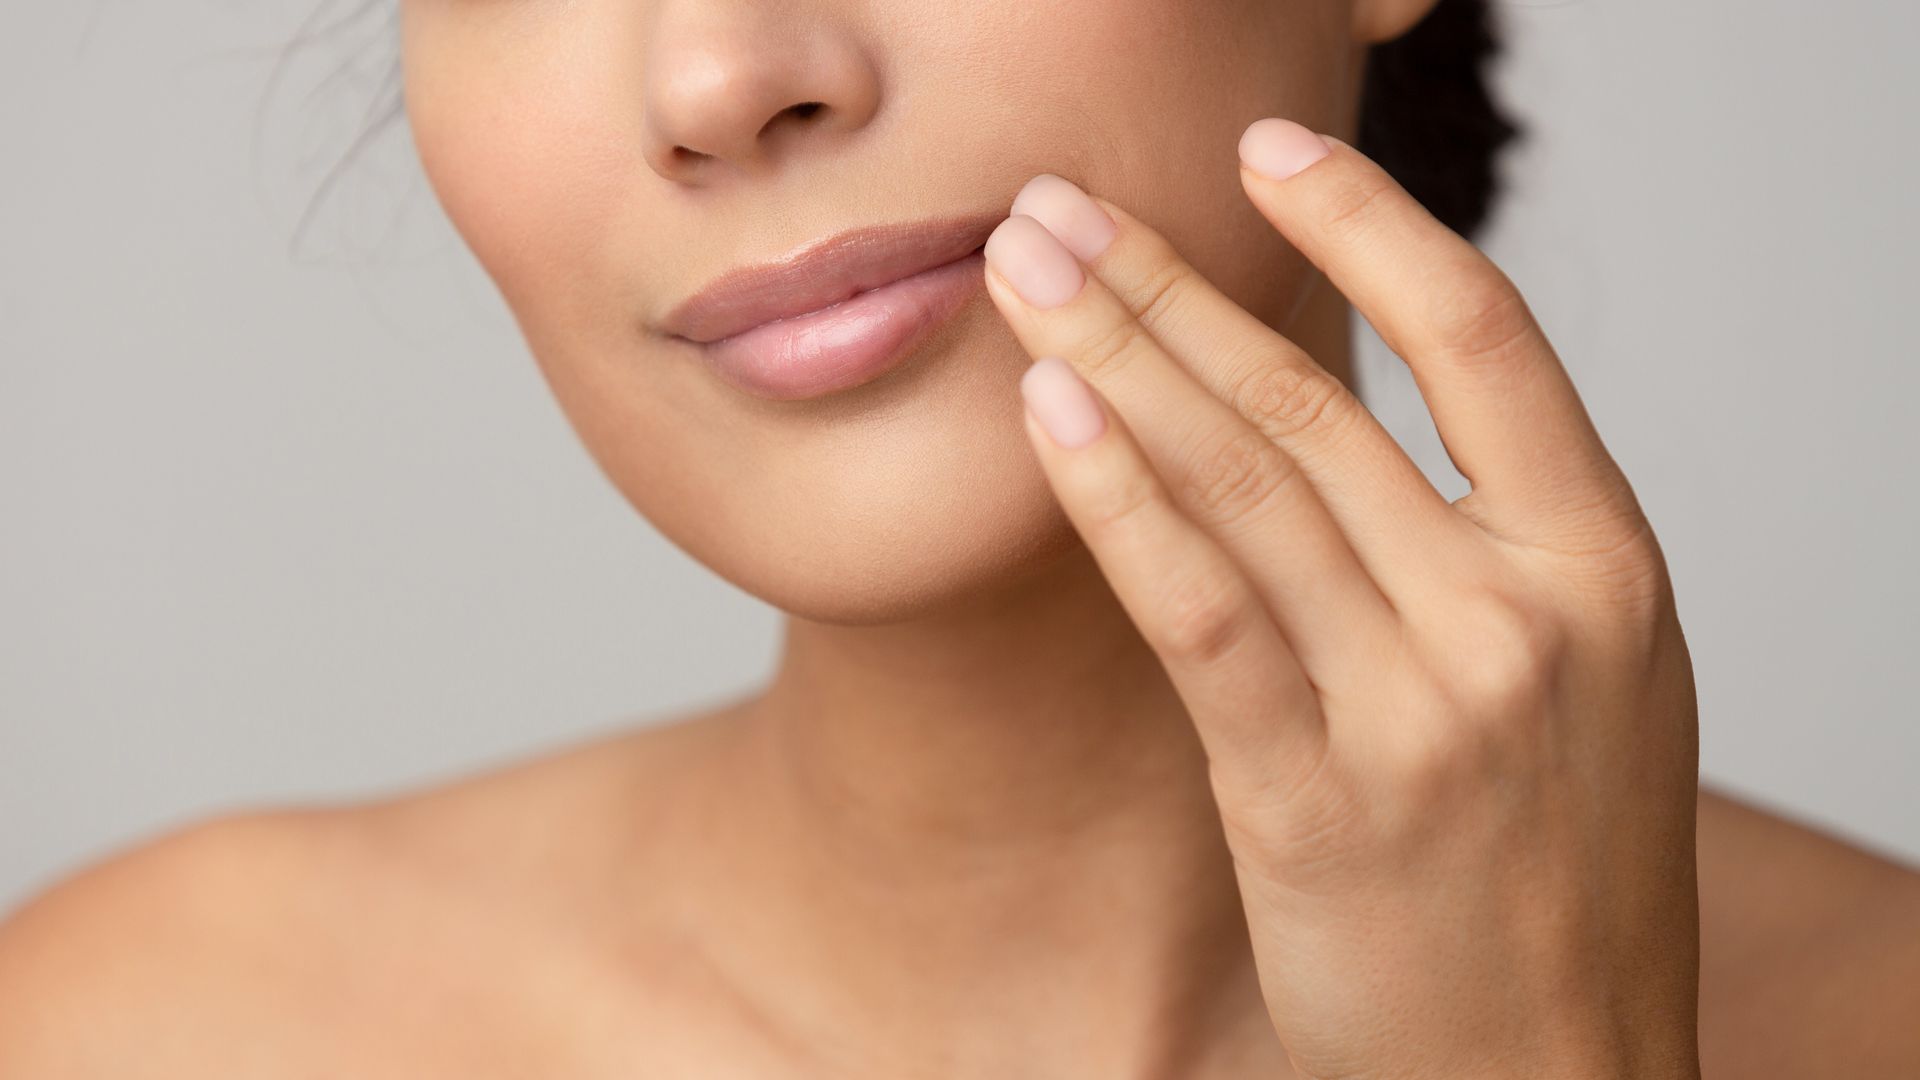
<box><xmin>1358</xmin><ymin>0</ymin><xmax>1522</xmax><ymax>240</ymax></box>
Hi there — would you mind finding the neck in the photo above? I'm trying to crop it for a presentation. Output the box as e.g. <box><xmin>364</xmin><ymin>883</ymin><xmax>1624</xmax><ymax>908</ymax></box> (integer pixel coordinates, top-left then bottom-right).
<box><xmin>687</xmin><ymin>285</ymin><xmax>1352</xmax><ymax>1079</ymax></box>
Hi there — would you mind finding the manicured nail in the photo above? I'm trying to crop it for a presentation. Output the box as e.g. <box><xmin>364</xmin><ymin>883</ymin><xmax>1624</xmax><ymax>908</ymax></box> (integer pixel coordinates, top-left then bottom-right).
<box><xmin>1238</xmin><ymin>118</ymin><xmax>1332</xmax><ymax>181</ymax></box>
<box><xmin>1010</xmin><ymin>174</ymin><xmax>1117</xmax><ymax>262</ymax></box>
<box><xmin>1021</xmin><ymin>356</ymin><xmax>1107</xmax><ymax>449</ymax></box>
<box><xmin>985</xmin><ymin>214</ymin><xmax>1085</xmax><ymax>309</ymax></box>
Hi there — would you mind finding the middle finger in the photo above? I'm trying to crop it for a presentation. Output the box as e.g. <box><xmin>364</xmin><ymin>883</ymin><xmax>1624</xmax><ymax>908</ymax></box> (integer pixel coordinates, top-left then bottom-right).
<box><xmin>983</xmin><ymin>213</ymin><xmax>1397</xmax><ymax>681</ymax></box>
<box><xmin>1008</xmin><ymin>174</ymin><xmax>1472</xmax><ymax>585</ymax></box>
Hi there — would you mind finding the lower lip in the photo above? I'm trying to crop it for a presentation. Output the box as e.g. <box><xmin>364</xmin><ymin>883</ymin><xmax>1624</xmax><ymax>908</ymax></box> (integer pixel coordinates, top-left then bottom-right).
<box><xmin>689</xmin><ymin>251</ymin><xmax>986</xmax><ymax>401</ymax></box>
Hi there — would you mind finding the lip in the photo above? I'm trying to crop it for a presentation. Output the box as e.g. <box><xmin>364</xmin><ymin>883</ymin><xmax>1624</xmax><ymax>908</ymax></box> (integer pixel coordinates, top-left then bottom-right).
<box><xmin>659</xmin><ymin>210</ymin><xmax>1004</xmax><ymax>400</ymax></box>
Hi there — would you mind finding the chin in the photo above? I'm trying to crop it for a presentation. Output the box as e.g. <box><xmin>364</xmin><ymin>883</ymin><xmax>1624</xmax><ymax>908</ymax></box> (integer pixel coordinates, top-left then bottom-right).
<box><xmin>549</xmin><ymin>300</ymin><xmax>1090</xmax><ymax>625</ymax></box>
<box><xmin>712</xmin><ymin>475</ymin><xmax>1086</xmax><ymax>626</ymax></box>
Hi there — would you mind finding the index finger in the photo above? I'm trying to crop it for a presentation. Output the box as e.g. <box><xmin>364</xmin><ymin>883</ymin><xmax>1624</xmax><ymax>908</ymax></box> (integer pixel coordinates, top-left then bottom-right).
<box><xmin>1236</xmin><ymin>118</ymin><xmax>1643</xmax><ymax>549</ymax></box>
<box><xmin>1006</xmin><ymin>173</ymin><xmax>1468</xmax><ymax>583</ymax></box>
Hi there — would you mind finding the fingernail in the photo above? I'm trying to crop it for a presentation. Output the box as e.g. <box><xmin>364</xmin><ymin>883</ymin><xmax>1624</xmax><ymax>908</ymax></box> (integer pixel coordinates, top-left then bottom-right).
<box><xmin>1021</xmin><ymin>357</ymin><xmax>1106</xmax><ymax>448</ymax></box>
<box><xmin>1010</xmin><ymin>174</ymin><xmax>1118</xmax><ymax>262</ymax></box>
<box><xmin>985</xmin><ymin>214</ymin><xmax>1085</xmax><ymax>309</ymax></box>
<box><xmin>1238</xmin><ymin>118</ymin><xmax>1331</xmax><ymax>181</ymax></box>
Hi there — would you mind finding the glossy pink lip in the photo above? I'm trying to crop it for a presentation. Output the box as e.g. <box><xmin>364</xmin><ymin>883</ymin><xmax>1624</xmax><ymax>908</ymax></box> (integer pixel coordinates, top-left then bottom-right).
<box><xmin>659</xmin><ymin>211</ymin><xmax>1004</xmax><ymax>400</ymax></box>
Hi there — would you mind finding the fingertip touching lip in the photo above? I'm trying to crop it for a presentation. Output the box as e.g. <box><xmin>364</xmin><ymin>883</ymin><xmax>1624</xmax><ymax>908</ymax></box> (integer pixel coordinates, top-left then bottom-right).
<box><xmin>659</xmin><ymin>210</ymin><xmax>1008</xmax><ymax>345</ymax></box>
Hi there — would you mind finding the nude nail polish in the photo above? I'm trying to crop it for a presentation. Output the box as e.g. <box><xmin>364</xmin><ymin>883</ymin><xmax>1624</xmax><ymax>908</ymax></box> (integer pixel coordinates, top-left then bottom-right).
<box><xmin>1238</xmin><ymin>118</ymin><xmax>1332</xmax><ymax>181</ymax></box>
<box><xmin>1021</xmin><ymin>357</ymin><xmax>1106</xmax><ymax>449</ymax></box>
<box><xmin>984</xmin><ymin>215</ymin><xmax>1085</xmax><ymax>309</ymax></box>
<box><xmin>1010</xmin><ymin>174</ymin><xmax>1118</xmax><ymax>262</ymax></box>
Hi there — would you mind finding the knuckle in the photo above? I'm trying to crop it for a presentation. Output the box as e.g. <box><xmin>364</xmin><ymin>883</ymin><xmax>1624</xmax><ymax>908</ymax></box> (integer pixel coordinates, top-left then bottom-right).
<box><xmin>1582</xmin><ymin>475</ymin><xmax>1663</xmax><ymax>564</ymax></box>
<box><xmin>1568</xmin><ymin>513</ymin><xmax>1675</xmax><ymax>628</ymax></box>
<box><xmin>1557</xmin><ymin>479</ymin><xmax>1659</xmax><ymax>563</ymax></box>
<box><xmin>1424</xmin><ymin>263</ymin><xmax>1540</xmax><ymax>370</ymax></box>
<box><xmin>1436</xmin><ymin>586</ymin><xmax>1566</xmax><ymax>717</ymax></box>
<box><xmin>1602</xmin><ymin>523</ymin><xmax>1670</xmax><ymax>601</ymax></box>
<box><xmin>1384</xmin><ymin>714</ymin><xmax>1515</xmax><ymax>813</ymax></box>
<box><xmin>1152</xmin><ymin>568</ymin><xmax>1259</xmax><ymax>667</ymax></box>
<box><xmin>1176</xmin><ymin>428</ymin><xmax>1297</xmax><ymax>527</ymax></box>
<box><xmin>1130</xmin><ymin>254</ymin><xmax>1203</xmax><ymax>331</ymax></box>
<box><xmin>1081</xmin><ymin>466</ymin><xmax>1165</xmax><ymax>540</ymax></box>
<box><xmin>1230</xmin><ymin>358</ymin><xmax>1356</xmax><ymax>443</ymax></box>
<box><xmin>1373</xmin><ymin>672</ymin><xmax>1539</xmax><ymax>808</ymax></box>
<box><xmin>1499</xmin><ymin>465</ymin><xmax>1676</xmax><ymax>632</ymax></box>
<box><xmin>1071</xmin><ymin>316</ymin><xmax>1152</xmax><ymax>381</ymax></box>
<box><xmin>1383</xmin><ymin>710</ymin><xmax>1463</xmax><ymax>779</ymax></box>
<box><xmin>1315</xmin><ymin>172</ymin><xmax>1397</xmax><ymax>248</ymax></box>
<box><xmin>1213</xmin><ymin>757</ymin><xmax>1356</xmax><ymax>875</ymax></box>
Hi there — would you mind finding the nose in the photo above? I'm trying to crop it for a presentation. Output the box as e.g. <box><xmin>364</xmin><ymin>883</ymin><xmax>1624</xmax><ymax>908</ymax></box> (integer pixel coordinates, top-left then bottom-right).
<box><xmin>642</xmin><ymin>5</ymin><xmax>882</xmax><ymax>183</ymax></box>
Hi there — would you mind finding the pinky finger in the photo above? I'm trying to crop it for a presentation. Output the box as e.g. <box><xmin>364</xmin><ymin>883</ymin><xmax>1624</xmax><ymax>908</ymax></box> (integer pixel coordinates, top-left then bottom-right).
<box><xmin>1019</xmin><ymin>356</ymin><xmax>1327</xmax><ymax>783</ymax></box>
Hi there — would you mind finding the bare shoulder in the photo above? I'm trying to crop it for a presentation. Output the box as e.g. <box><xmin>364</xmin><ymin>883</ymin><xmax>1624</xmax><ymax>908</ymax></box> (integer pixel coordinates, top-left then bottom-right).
<box><xmin>0</xmin><ymin>806</ymin><xmax>381</xmax><ymax>1076</ymax></box>
<box><xmin>0</xmin><ymin>703</ymin><xmax>745</xmax><ymax>1078</ymax></box>
<box><xmin>1696</xmin><ymin>787</ymin><xmax>1920</xmax><ymax>1077</ymax></box>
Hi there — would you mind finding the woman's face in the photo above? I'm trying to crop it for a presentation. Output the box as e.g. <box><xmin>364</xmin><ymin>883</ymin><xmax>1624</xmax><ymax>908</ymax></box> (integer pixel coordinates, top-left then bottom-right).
<box><xmin>399</xmin><ymin>0</ymin><xmax>1409</xmax><ymax>623</ymax></box>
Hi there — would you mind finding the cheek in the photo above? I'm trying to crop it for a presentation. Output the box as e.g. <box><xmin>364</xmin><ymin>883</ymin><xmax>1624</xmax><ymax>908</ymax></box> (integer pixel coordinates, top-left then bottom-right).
<box><xmin>929</xmin><ymin>0</ymin><xmax>1344</xmax><ymax>328</ymax></box>
<box><xmin>401</xmin><ymin>10</ymin><xmax>1097</xmax><ymax>621</ymax></box>
<box><xmin>405</xmin><ymin>15</ymin><xmax>702</xmax><ymax>553</ymax></box>
<box><xmin>407</xmin><ymin>49</ymin><xmax>1077</xmax><ymax>620</ymax></box>
<box><xmin>395</xmin><ymin>0</ymin><xmax>1349</xmax><ymax>622</ymax></box>
<box><xmin>404</xmin><ymin>16</ymin><xmax>640</xmax><ymax>319</ymax></box>
<box><xmin>1081</xmin><ymin>0</ymin><xmax>1345</xmax><ymax>326</ymax></box>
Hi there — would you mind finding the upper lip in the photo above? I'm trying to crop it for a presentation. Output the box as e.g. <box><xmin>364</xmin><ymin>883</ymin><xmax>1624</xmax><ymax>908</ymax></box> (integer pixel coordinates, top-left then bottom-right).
<box><xmin>659</xmin><ymin>210</ymin><xmax>1005</xmax><ymax>345</ymax></box>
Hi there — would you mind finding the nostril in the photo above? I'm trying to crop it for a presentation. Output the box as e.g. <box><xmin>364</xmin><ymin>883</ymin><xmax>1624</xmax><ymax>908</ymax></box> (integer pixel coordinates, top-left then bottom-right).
<box><xmin>755</xmin><ymin>102</ymin><xmax>828</xmax><ymax>143</ymax></box>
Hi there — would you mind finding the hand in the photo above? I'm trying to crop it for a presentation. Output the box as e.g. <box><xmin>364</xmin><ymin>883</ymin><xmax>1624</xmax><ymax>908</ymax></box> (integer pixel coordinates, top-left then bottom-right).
<box><xmin>982</xmin><ymin>119</ymin><xmax>1701</xmax><ymax>1080</ymax></box>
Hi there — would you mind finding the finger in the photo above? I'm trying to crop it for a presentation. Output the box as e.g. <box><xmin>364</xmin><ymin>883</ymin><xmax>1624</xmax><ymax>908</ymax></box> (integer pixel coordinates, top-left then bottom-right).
<box><xmin>1018</xmin><ymin>355</ymin><xmax>1326</xmax><ymax>777</ymax></box>
<box><xmin>1236</xmin><ymin>118</ymin><xmax>1643</xmax><ymax>548</ymax></box>
<box><xmin>1008</xmin><ymin>173</ymin><xmax>1471</xmax><ymax>579</ymax></box>
<box><xmin>983</xmin><ymin>213</ymin><xmax>1398</xmax><ymax>683</ymax></box>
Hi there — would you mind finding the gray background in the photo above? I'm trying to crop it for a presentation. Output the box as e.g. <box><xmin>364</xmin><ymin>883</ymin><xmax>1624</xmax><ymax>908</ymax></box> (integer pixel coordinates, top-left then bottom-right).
<box><xmin>3</xmin><ymin>2</ymin><xmax>1915</xmax><ymax>911</ymax></box>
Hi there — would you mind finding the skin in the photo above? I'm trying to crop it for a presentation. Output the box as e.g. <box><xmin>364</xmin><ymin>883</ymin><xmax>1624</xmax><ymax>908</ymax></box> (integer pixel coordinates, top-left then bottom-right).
<box><xmin>2</xmin><ymin>0</ymin><xmax>1917</xmax><ymax>1076</ymax></box>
